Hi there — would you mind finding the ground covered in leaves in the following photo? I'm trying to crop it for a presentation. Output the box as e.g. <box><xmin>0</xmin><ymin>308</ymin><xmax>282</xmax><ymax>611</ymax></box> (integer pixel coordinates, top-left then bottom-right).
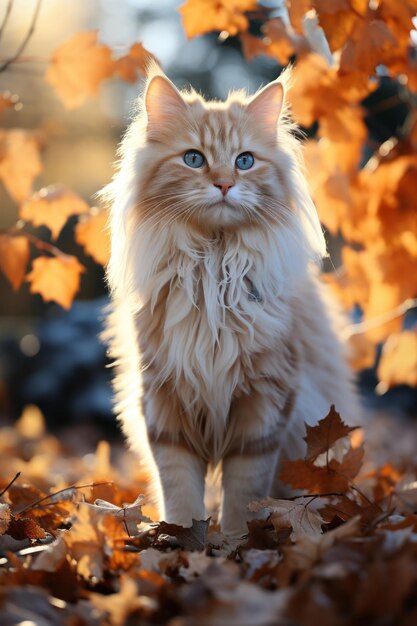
<box><xmin>1</xmin><ymin>405</ymin><xmax>417</xmax><ymax>626</ymax></box>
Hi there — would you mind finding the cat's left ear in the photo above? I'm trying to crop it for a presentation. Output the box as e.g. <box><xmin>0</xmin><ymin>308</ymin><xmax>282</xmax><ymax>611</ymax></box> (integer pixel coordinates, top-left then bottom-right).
<box><xmin>247</xmin><ymin>81</ymin><xmax>284</xmax><ymax>133</ymax></box>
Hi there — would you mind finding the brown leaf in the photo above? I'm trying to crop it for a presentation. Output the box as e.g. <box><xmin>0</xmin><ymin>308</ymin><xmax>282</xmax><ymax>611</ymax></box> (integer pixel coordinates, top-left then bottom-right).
<box><xmin>26</xmin><ymin>255</ymin><xmax>85</xmax><ymax>309</ymax></box>
<box><xmin>0</xmin><ymin>234</ymin><xmax>30</xmax><ymax>290</ymax></box>
<box><xmin>0</xmin><ymin>129</ymin><xmax>43</xmax><ymax>202</ymax></box>
<box><xmin>85</xmin><ymin>494</ymin><xmax>152</xmax><ymax>537</ymax></box>
<box><xmin>280</xmin><ymin>445</ymin><xmax>364</xmax><ymax>493</ymax></box>
<box><xmin>75</xmin><ymin>208</ymin><xmax>110</xmax><ymax>265</ymax></box>
<box><xmin>20</xmin><ymin>184</ymin><xmax>89</xmax><ymax>240</ymax></box>
<box><xmin>179</xmin><ymin>0</ymin><xmax>257</xmax><ymax>38</ymax></box>
<box><xmin>114</xmin><ymin>43</ymin><xmax>158</xmax><ymax>83</ymax></box>
<box><xmin>31</xmin><ymin>535</ymin><xmax>67</xmax><ymax>572</ymax></box>
<box><xmin>303</xmin><ymin>405</ymin><xmax>358</xmax><ymax>462</ymax></box>
<box><xmin>7</xmin><ymin>514</ymin><xmax>46</xmax><ymax>540</ymax></box>
<box><xmin>0</xmin><ymin>503</ymin><xmax>11</xmax><ymax>535</ymax></box>
<box><xmin>46</xmin><ymin>31</ymin><xmax>114</xmax><ymax>109</ymax></box>
<box><xmin>248</xmin><ymin>497</ymin><xmax>325</xmax><ymax>541</ymax></box>
<box><xmin>157</xmin><ymin>518</ymin><xmax>210</xmax><ymax>551</ymax></box>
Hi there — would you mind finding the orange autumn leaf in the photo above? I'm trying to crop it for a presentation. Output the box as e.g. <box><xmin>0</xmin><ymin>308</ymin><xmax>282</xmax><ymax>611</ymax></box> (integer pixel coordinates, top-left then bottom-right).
<box><xmin>286</xmin><ymin>0</ymin><xmax>312</xmax><ymax>34</ymax></box>
<box><xmin>114</xmin><ymin>43</ymin><xmax>158</xmax><ymax>83</ymax></box>
<box><xmin>280</xmin><ymin>445</ymin><xmax>364</xmax><ymax>493</ymax></box>
<box><xmin>179</xmin><ymin>0</ymin><xmax>257</xmax><ymax>38</ymax></box>
<box><xmin>240</xmin><ymin>32</ymin><xmax>268</xmax><ymax>61</ymax></box>
<box><xmin>377</xmin><ymin>331</ymin><xmax>417</xmax><ymax>391</ymax></box>
<box><xmin>303</xmin><ymin>406</ymin><xmax>358</xmax><ymax>462</ymax></box>
<box><xmin>75</xmin><ymin>208</ymin><xmax>110</xmax><ymax>266</ymax></box>
<box><xmin>20</xmin><ymin>185</ymin><xmax>90</xmax><ymax>240</ymax></box>
<box><xmin>26</xmin><ymin>255</ymin><xmax>85</xmax><ymax>309</ymax></box>
<box><xmin>46</xmin><ymin>31</ymin><xmax>114</xmax><ymax>109</ymax></box>
<box><xmin>0</xmin><ymin>234</ymin><xmax>30</xmax><ymax>291</ymax></box>
<box><xmin>0</xmin><ymin>129</ymin><xmax>43</xmax><ymax>203</ymax></box>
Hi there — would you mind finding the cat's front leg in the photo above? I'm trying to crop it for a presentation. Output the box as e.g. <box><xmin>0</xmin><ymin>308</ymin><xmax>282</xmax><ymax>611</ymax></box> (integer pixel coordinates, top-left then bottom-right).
<box><xmin>150</xmin><ymin>440</ymin><xmax>207</xmax><ymax>526</ymax></box>
<box><xmin>145</xmin><ymin>386</ymin><xmax>207</xmax><ymax>526</ymax></box>
<box><xmin>220</xmin><ymin>388</ymin><xmax>285</xmax><ymax>536</ymax></box>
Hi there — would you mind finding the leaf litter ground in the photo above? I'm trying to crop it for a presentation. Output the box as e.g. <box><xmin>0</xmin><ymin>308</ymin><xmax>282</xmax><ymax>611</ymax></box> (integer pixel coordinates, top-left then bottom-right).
<box><xmin>1</xmin><ymin>405</ymin><xmax>417</xmax><ymax>626</ymax></box>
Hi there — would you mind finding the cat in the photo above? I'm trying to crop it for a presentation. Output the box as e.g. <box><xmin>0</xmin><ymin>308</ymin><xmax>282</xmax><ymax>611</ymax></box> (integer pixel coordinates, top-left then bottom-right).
<box><xmin>103</xmin><ymin>63</ymin><xmax>357</xmax><ymax>536</ymax></box>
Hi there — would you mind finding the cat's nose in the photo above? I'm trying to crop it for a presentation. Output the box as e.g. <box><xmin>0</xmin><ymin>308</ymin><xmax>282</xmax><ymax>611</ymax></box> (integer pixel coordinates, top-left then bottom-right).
<box><xmin>213</xmin><ymin>182</ymin><xmax>234</xmax><ymax>197</ymax></box>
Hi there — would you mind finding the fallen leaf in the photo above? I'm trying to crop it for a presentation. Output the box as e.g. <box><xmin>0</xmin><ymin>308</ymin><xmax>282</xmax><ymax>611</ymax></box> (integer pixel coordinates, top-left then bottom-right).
<box><xmin>303</xmin><ymin>405</ymin><xmax>358</xmax><ymax>462</ymax></box>
<box><xmin>26</xmin><ymin>255</ymin><xmax>85</xmax><ymax>309</ymax></box>
<box><xmin>0</xmin><ymin>234</ymin><xmax>30</xmax><ymax>290</ymax></box>
<box><xmin>7</xmin><ymin>514</ymin><xmax>46</xmax><ymax>541</ymax></box>
<box><xmin>157</xmin><ymin>518</ymin><xmax>210</xmax><ymax>551</ymax></box>
<box><xmin>85</xmin><ymin>494</ymin><xmax>151</xmax><ymax>536</ymax></box>
<box><xmin>31</xmin><ymin>535</ymin><xmax>67</xmax><ymax>572</ymax></box>
<box><xmin>75</xmin><ymin>208</ymin><xmax>110</xmax><ymax>265</ymax></box>
<box><xmin>46</xmin><ymin>31</ymin><xmax>114</xmax><ymax>109</ymax></box>
<box><xmin>0</xmin><ymin>503</ymin><xmax>11</xmax><ymax>535</ymax></box>
<box><xmin>20</xmin><ymin>185</ymin><xmax>90</xmax><ymax>240</ymax></box>
<box><xmin>248</xmin><ymin>496</ymin><xmax>325</xmax><ymax>541</ymax></box>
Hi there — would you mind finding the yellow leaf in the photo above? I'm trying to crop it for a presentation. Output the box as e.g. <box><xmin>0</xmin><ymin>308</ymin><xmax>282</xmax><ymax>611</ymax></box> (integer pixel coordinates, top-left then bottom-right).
<box><xmin>179</xmin><ymin>0</ymin><xmax>257</xmax><ymax>38</ymax></box>
<box><xmin>75</xmin><ymin>208</ymin><xmax>110</xmax><ymax>266</ymax></box>
<box><xmin>26</xmin><ymin>255</ymin><xmax>85</xmax><ymax>309</ymax></box>
<box><xmin>377</xmin><ymin>331</ymin><xmax>417</xmax><ymax>390</ymax></box>
<box><xmin>0</xmin><ymin>234</ymin><xmax>30</xmax><ymax>291</ymax></box>
<box><xmin>114</xmin><ymin>42</ymin><xmax>158</xmax><ymax>83</ymax></box>
<box><xmin>46</xmin><ymin>31</ymin><xmax>114</xmax><ymax>109</ymax></box>
<box><xmin>0</xmin><ymin>129</ymin><xmax>43</xmax><ymax>202</ymax></box>
<box><xmin>20</xmin><ymin>185</ymin><xmax>89</xmax><ymax>240</ymax></box>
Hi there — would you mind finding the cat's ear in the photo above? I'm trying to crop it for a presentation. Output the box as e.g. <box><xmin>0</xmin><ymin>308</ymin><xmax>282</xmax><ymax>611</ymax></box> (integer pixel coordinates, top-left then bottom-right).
<box><xmin>247</xmin><ymin>81</ymin><xmax>284</xmax><ymax>133</ymax></box>
<box><xmin>145</xmin><ymin>74</ymin><xmax>187</xmax><ymax>135</ymax></box>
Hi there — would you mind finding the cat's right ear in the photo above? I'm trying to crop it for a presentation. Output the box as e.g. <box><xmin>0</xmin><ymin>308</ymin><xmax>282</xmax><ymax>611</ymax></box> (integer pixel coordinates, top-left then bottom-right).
<box><xmin>145</xmin><ymin>75</ymin><xmax>188</xmax><ymax>137</ymax></box>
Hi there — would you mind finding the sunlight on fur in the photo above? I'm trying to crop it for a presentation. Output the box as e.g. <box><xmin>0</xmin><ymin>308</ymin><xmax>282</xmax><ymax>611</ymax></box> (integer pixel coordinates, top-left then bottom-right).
<box><xmin>102</xmin><ymin>62</ymin><xmax>357</xmax><ymax>536</ymax></box>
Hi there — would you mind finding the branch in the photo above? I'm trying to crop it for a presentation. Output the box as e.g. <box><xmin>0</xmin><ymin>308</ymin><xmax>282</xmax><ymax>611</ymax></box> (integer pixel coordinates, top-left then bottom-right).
<box><xmin>5</xmin><ymin>225</ymin><xmax>73</xmax><ymax>260</ymax></box>
<box><xmin>0</xmin><ymin>0</ymin><xmax>13</xmax><ymax>40</ymax></box>
<box><xmin>342</xmin><ymin>298</ymin><xmax>417</xmax><ymax>339</ymax></box>
<box><xmin>0</xmin><ymin>0</ymin><xmax>42</xmax><ymax>73</ymax></box>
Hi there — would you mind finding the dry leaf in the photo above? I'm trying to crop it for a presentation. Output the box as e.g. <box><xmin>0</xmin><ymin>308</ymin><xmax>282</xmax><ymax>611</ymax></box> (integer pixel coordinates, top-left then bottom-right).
<box><xmin>157</xmin><ymin>518</ymin><xmax>210</xmax><ymax>551</ymax></box>
<box><xmin>0</xmin><ymin>129</ymin><xmax>43</xmax><ymax>202</ymax></box>
<box><xmin>31</xmin><ymin>535</ymin><xmax>67</xmax><ymax>572</ymax></box>
<box><xmin>46</xmin><ymin>31</ymin><xmax>114</xmax><ymax>109</ymax></box>
<box><xmin>114</xmin><ymin>43</ymin><xmax>158</xmax><ymax>83</ymax></box>
<box><xmin>85</xmin><ymin>494</ymin><xmax>151</xmax><ymax>536</ymax></box>
<box><xmin>303</xmin><ymin>406</ymin><xmax>358</xmax><ymax>462</ymax></box>
<box><xmin>26</xmin><ymin>255</ymin><xmax>85</xmax><ymax>309</ymax></box>
<box><xmin>20</xmin><ymin>185</ymin><xmax>90</xmax><ymax>240</ymax></box>
<box><xmin>248</xmin><ymin>497</ymin><xmax>325</xmax><ymax>541</ymax></box>
<box><xmin>75</xmin><ymin>208</ymin><xmax>110</xmax><ymax>265</ymax></box>
<box><xmin>0</xmin><ymin>503</ymin><xmax>11</xmax><ymax>535</ymax></box>
<box><xmin>179</xmin><ymin>0</ymin><xmax>257</xmax><ymax>38</ymax></box>
<box><xmin>0</xmin><ymin>234</ymin><xmax>30</xmax><ymax>291</ymax></box>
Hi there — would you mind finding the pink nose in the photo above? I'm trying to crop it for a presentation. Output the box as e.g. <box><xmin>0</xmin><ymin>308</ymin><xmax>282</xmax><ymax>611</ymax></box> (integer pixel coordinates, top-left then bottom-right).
<box><xmin>213</xmin><ymin>182</ymin><xmax>234</xmax><ymax>197</ymax></box>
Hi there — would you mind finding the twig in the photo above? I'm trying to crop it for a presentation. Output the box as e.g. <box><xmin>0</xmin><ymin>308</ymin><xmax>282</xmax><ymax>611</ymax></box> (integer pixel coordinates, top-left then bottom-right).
<box><xmin>4</xmin><ymin>226</ymin><xmax>73</xmax><ymax>260</ymax></box>
<box><xmin>0</xmin><ymin>0</ymin><xmax>13</xmax><ymax>40</ymax></box>
<box><xmin>342</xmin><ymin>298</ymin><xmax>417</xmax><ymax>339</ymax></box>
<box><xmin>0</xmin><ymin>0</ymin><xmax>42</xmax><ymax>73</ymax></box>
<box><xmin>0</xmin><ymin>471</ymin><xmax>21</xmax><ymax>498</ymax></box>
<box><xmin>16</xmin><ymin>481</ymin><xmax>112</xmax><ymax>515</ymax></box>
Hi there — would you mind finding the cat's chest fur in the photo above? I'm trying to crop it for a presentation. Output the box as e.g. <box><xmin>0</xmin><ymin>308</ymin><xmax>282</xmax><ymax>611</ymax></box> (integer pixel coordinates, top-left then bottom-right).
<box><xmin>139</xmin><ymin>229</ymin><xmax>291</xmax><ymax>424</ymax></box>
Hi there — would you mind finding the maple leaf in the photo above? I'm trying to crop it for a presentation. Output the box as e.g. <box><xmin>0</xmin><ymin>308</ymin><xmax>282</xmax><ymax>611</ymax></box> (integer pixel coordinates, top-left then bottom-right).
<box><xmin>20</xmin><ymin>184</ymin><xmax>90</xmax><ymax>240</ymax></box>
<box><xmin>303</xmin><ymin>405</ymin><xmax>358</xmax><ymax>462</ymax></box>
<box><xmin>179</xmin><ymin>0</ymin><xmax>257</xmax><ymax>38</ymax></box>
<box><xmin>0</xmin><ymin>503</ymin><xmax>11</xmax><ymax>535</ymax></box>
<box><xmin>26</xmin><ymin>255</ymin><xmax>85</xmax><ymax>309</ymax></box>
<box><xmin>377</xmin><ymin>331</ymin><xmax>417</xmax><ymax>391</ymax></box>
<box><xmin>75</xmin><ymin>208</ymin><xmax>110</xmax><ymax>266</ymax></box>
<box><xmin>280</xmin><ymin>445</ymin><xmax>364</xmax><ymax>493</ymax></box>
<box><xmin>0</xmin><ymin>234</ymin><xmax>30</xmax><ymax>291</ymax></box>
<box><xmin>114</xmin><ymin>43</ymin><xmax>158</xmax><ymax>83</ymax></box>
<box><xmin>65</xmin><ymin>506</ymin><xmax>105</xmax><ymax>581</ymax></box>
<box><xmin>46</xmin><ymin>31</ymin><xmax>114</xmax><ymax>109</ymax></box>
<box><xmin>85</xmin><ymin>494</ymin><xmax>151</xmax><ymax>536</ymax></box>
<box><xmin>248</xmin><ymin>497</ymin><xmax>325</xmax><ymax>542</ymax></box>
<box><xmin>0</xmin><ymin>129</ymin><xmax>43</xmax><ymax>202</ymax></box>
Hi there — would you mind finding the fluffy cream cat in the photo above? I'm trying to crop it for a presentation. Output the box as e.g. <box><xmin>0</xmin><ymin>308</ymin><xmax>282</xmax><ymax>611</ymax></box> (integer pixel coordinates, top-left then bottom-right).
<box><xmin>104</xmin><ymin>63</ymin><xmax>357</xmax><ymax>536</ymax></box>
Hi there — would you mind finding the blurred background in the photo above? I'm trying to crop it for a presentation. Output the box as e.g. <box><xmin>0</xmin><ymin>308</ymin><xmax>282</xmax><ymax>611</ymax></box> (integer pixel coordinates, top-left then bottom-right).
<box><xmin>0</xmin><ymin>0</ymin><xmax>415</xmax><ymax>436</ymax></box>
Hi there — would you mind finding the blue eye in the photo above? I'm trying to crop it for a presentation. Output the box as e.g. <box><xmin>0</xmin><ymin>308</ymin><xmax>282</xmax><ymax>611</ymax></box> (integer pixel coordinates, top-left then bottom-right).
<box><xmin>235</xmin><ymin>152</ymin><xmax>254</xmax><ymax>170</ymax></box>
<box><xmin>183</xmin><ymin>150</ymin><xmax>205</xmax><ymax>168</ymax></box>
